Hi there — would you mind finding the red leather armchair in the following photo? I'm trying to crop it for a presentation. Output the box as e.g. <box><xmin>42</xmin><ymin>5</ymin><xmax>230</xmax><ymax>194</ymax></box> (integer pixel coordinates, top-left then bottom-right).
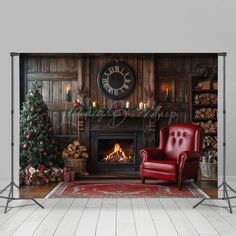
<box><xmin>140</xmin><ymin>124</ymin><xmax>204</xmax><ymax>190</ymax></box>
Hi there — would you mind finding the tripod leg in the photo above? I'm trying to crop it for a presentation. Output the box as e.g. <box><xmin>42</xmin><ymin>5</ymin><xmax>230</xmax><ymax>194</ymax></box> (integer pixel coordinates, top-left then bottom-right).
<box><xmin>218</xmin><ymin>183</ymin><xmax>223</xmax><ymax>189</ymax></box>
<box><xmin>4</xmin><ymin>184</ymin><xmax>13</xmax><ymax>214</ymax></box>
<box><xmin>223</xmin><ymin>184</ymin><xmax>232</xmax><ymax>214</ymax></box>
<box><xmin>13</xmin><ymin>183</ymin><xmax>20</xmax><ymax>189</ymax></box>
<box><xmin>225</xmin><ymin>183</ymin><xmax>236</xmax><ymax>194</ymax></box>
<box><xmin>0</xmin><ymin>183</ymin><xmax>11</xmax><ymax>195</ymax></box>
<box><xmin>31</xmin><ymin>199</ymin><xmax>44</xmax><ymax>209</ymax></box>
<box><xmin>193</xmin><ymin>198</ymin><xmax>207</xmax><ymax>209</ymax></box>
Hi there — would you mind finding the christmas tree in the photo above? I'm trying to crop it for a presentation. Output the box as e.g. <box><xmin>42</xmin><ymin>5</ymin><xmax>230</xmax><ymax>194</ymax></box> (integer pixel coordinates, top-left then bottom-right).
<box><xmin>20</xmin><ymin>81</ymin><xmax>63</xmax><ymax>169</ymax></box>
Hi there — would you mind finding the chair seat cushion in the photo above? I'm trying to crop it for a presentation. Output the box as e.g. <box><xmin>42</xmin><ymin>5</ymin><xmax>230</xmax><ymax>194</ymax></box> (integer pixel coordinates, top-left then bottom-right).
<box><xmin>142</xmin><ymin>160</ymin><xmax>177</xmax><ymax>173</ymax></box>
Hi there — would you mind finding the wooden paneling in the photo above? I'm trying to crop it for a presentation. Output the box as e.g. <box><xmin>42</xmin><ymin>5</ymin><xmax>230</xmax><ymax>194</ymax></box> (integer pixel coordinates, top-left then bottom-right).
<box><xmin>21</xmin><ymin>53</ymin><xmax>217</xmax><ymax>148</ymax></box>
<box><xmin>28</xmin><ymin>72</ymin><xmax>77</xmax><ymax>81</ymax></box>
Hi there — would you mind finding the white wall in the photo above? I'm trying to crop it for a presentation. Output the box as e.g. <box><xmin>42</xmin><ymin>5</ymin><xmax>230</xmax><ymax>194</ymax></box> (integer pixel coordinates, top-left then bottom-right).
<box><xmin>0</xmin><ymin>0</ymin><xmax>236</xmax><ymax>189</ymax></box>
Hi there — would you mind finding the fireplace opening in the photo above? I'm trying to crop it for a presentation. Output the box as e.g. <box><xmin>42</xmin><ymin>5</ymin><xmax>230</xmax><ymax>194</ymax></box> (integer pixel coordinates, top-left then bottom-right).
<box><xmin>98</xmin><ymin>139</ymin><xmax>134</xmax><ymax>164</ymax></box>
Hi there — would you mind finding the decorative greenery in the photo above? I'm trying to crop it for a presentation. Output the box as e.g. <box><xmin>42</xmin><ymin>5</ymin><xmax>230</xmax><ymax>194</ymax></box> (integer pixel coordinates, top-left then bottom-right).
<box><xmin>69</xmin><ymin>101</ymin><xmax>163</xmax><ymax>118</ymax></box>
<box><xmin>192</xmin><ymin>63</ymin><xmax>217</xmax><ymax>78</ymax></box>
<box><xmin>20</xmin><ymin>81</ymin><xmax>63</xmax><ymax>168</ymax></box>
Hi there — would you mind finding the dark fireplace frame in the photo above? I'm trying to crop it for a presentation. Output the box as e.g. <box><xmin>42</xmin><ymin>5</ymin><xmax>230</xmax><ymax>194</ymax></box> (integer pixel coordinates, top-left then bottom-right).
<box><xmin>79</xmin><ymin>117</ymin><xmax>156</xmax><ymax>174</ymax></box>
<box><xmin>90</xmin><ymin>131</ymin><xmax>143</xmax><ymax>173</ymax></box>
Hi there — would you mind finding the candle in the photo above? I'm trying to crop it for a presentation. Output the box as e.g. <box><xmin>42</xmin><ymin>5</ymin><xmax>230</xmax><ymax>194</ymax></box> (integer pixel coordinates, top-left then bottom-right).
<box><xmin>139</xmin><ymin>102</ymin><xmax>144</xmax><ymax>109</ymax></box>
<box><xmin>166</xmin><ymin>88</ymin><xmax>169</xmax><ymax>96</ymax></box>
<box><xmin>126</xmin><ymin>100</ymin><xmax>130</xmax><ymax>108</ymax></box>
<box><xmin>92</xmin><ymin>101</ymin><xmax>96</xmax><ymax>108</ymax></box>
<box><xmin>144</xmin><ymin>103</ymin><xmax>147</xmax><ymax>110</ymax></box>
<box><xmin>66</xmin><ymin>87</ymin><xmax>71</xmax><ymax>102</ymax></box>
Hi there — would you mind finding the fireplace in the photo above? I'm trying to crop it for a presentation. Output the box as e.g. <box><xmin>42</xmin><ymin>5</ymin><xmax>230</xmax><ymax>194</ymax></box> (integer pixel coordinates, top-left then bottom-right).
<box><xmin>81</xmin><ymin>117</ymin><xmax>156</xmax><ymax>174</ymax></box>
<box><xmin>90</xmin><ymin>132</ymin><xmax>140</xmax><ymax>173</ymax></box>
<box><xmin>98</xmin><ymin>139</ymin><xmax>134</xmax><ymax>164</ymax></box>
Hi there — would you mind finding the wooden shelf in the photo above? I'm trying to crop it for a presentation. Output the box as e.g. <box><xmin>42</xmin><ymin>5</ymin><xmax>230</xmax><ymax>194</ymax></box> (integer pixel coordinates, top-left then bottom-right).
<box><xmin>192</xmin><ymin>118</ymin><xmax>217</xmax><ymax>122</ymax></box>
<box><xmin>192</xmin><ymin>104</ymin><xmax>217</xmax><ymax>108</ymax></box>
<box><xmin>192</xmin><ymin>89</ymin><xmax>217</xmax><ymax>93</ymax></box>
<box><xmin>204</xmin><ymin>133</ymin><xmax>217</xmax><ymax>136</ymax></box>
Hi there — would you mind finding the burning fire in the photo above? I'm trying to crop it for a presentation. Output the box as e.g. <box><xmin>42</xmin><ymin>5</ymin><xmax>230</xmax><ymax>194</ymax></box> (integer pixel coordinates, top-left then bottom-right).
<box><xmin>102</xmin><ymin>143</ymin><xmax>133</xmax><ymax>163</ymax></box>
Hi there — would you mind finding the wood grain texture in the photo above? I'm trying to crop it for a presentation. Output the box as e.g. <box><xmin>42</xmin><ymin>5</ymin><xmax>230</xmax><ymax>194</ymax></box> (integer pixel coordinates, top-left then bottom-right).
<box><xmin>21</xmin><ymin>53</ymin><xmax>217</xmax><ymax>149</ymax></box>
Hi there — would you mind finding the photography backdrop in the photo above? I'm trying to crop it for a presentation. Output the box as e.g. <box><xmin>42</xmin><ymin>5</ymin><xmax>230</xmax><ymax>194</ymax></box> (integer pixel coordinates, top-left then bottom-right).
<box><xmin>0</xmin><ymin>0</ymin><xmax>236</xmax><ymax>190</ymax></box>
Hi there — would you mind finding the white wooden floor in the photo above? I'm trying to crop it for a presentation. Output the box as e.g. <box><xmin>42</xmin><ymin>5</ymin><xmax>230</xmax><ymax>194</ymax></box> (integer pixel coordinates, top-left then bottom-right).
<box><xmin>1</xmin><ymin>197</ymin><xmax>236</xmax><ymax>236</ymax></box>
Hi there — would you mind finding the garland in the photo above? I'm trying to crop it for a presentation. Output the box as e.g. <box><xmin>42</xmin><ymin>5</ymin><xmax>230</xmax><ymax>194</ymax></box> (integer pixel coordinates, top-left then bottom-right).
<box><xmin>69</xmin><ymin>101</ymin><xmax>162</xmax><ymax>118</ymax></box>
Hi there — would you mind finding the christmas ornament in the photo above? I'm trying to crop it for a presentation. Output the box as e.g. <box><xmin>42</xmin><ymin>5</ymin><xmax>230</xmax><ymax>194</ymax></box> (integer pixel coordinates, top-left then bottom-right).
<box><xmin>113</xmin><ymin>102</ymin><xmax>121</xmax><ymax>111</ymax></box>
<box><xmin>40</xmin><ymin>140</ymin><xmax>44</xmax><ymax>145</ymax></box>
<box><xmin>23</xmin><ymin>143</ymin><xmax>29</xmax><ymax>150</ymax></box>
<box><xmin>31</xmin><ymin>107</ymin><xmax>36</xmax><ymax>113</ymax></box>
<box><xmin>73</xmin><ymin>99</ymin><xmax>81</xmax><ymax>108</ymax></box>
<box><xmin>26</xmin><ymin>134</ymin><xmax>31</xmax><ymax>140</ymax></box>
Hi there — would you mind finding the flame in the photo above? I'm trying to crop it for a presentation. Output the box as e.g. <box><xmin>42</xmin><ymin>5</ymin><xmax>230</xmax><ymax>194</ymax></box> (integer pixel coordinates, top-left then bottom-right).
<box><xmin>102</xmin><ymin>143</ymin><xmax>133</xmax><ymax>163</ymax></box>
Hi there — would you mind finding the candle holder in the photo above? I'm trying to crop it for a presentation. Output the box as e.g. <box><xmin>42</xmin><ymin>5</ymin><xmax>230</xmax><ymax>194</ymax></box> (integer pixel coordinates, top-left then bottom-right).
<box><xmin>66</xmin><ymin>92</ymin><xmax>71</xmax><ymax>102</ymax></box>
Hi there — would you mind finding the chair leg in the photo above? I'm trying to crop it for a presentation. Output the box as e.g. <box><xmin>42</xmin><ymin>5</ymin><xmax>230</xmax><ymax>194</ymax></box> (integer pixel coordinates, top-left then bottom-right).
<box><xmin>141</xmin><ymin>176</ymin><xmax>145</xmax><ymax>184</ymax></box>
<box><xmin>178</xmin><ymin>181</ymin><xmax>182</xmax><ymax>190</ymax></box>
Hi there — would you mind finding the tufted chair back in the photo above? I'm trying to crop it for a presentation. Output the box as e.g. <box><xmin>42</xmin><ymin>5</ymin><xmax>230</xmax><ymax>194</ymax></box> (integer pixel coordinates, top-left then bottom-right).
<box><xmin>161</xmin><ymin>124</ymin><xmax>204</xmax><ymax>160</ymax></box>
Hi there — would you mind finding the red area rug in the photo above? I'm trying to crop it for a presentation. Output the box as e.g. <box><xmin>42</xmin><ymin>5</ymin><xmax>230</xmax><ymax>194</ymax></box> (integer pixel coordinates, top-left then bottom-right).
<box><xmin>46</xmin><ymin>180</ymin><xmax>208</xmax><ymax>198</ymax></box>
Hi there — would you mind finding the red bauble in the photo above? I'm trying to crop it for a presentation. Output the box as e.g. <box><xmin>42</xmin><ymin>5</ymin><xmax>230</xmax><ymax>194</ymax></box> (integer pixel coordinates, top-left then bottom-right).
<box><xmin>114</xmin><ymin>102</ymin><xmax>121</xmax><ymax>111</ymax></box>
<box><xmin>31</xmin><ymin>107</ymin><xmax>36</xmax><ymax>113</ymax></box>
<box><xmin>23</xmin><ymin>143</ymin><xmax>29</xmax><ymax>150</ymax></box>
<box><xmin>40</xmin><ymin>140</ymin><xmax>44</xmax><ymax>145</ymax></box>
<box><xmin>26</xmin><ymin>134</ymin><xmax>31</xmax><ymax>140</ymax></box>
<box><xmin>73</xmin><ymin>99</ymin><xmax>81</xmax><ymax>108</ymax></box>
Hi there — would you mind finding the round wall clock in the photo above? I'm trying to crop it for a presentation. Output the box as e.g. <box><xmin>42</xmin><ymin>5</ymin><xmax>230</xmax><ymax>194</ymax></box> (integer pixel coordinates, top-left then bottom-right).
<box><xmin>97</xmin><ymin>61</ymin><xmax>135</xmax><ymax>100</ymax></box>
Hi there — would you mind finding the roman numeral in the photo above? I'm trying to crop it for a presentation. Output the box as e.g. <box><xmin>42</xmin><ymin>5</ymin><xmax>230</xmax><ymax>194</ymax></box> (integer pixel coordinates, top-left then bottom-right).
<box><xmin>114</xmin><ymin>65</ymin><xmax>120</xmax><ymax>72</ymax></box>
<box><xmin>108</xmin><ymin>67</ymin><xmax>115</xmax><ymax>74</ymax></box>
<box><xmin>102</xmin><ymin>77</ymin><xmax>108</xmax><ymax>83</ymax></box>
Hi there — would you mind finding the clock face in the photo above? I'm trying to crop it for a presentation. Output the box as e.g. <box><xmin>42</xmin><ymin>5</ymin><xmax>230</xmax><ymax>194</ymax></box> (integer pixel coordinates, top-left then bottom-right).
<box><xmin>97</xmin><ymin>61</ymin><xmax>135</xmax><ymax>100</ymax></box>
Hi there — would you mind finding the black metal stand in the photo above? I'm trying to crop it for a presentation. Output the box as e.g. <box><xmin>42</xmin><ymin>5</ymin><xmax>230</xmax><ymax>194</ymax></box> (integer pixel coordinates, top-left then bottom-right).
<box><xmin>0</xmin><ymin>53</ymin><xmax>44</xmax><ymax>214</ymax></box>
<box><xmin>193</xmin><ymin>52</ymin><xmax>236</xmax><ymax>214</ymax></box>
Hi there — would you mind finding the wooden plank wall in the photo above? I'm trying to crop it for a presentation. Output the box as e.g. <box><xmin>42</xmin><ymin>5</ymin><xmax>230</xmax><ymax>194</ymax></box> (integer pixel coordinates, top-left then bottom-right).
<box><xmin>22</xmin><ymin>54</ymin><xmax>156</xmax><ymax>148</ymax></box>
<box><xmin>21</xmin><ymin>53</ymin><xmax>217</xmax><ymax>148</ymax></box>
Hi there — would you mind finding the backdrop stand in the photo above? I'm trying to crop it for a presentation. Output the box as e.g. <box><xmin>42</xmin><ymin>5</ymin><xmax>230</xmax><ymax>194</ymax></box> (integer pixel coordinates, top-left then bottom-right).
<box><xmin>0</xmin><ymin>52</ymin><xmax>44</xmax><ymax>214</ymax></box>
<box><xmin>193</xmin><ymin>52</ymin><xmax>236</xmax><ymax>214</ymax></box>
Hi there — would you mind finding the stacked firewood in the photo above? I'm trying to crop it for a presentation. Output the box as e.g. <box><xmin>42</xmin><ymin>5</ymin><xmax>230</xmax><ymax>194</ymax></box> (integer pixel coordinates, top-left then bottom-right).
<box><xmin>62</xmin><ymin>140</ymin><xmax>88</xmax><ymax>160</ymax></box>
<box><xmin>193</xmin><ymin>108</ymin><xmax>217</xmax><ymax>119</ymax></box>
<box><xmin>23</xmin><ymin>165</ymin><xmax>64</xmax><ymax>185</ymax></box>
<box><xmin>193</xmin><ymin>120</ymin><xmax>217</xmax><ymax>134</ymax></box>
<box><xmin>202</xmin><ymin>136</ymin><xmax>217</xmax><ymax>149</ymax></box>
<box><xmin>201</xmin><ymin>149</ymin><xmax>217</xmax><ymax>163</ymax></box>
<box><xmin>195</xmin><ymin>81</ymin><xmax>211</xmax><ymax>90</ymax></box>
<box><xmin>193</xmin><ymin>93</ymin><xmax>217</xmax><ymax>105</ymax></box>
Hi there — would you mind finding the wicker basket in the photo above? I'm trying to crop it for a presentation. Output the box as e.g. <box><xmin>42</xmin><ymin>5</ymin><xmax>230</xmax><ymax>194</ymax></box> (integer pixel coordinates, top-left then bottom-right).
<box><xmin>199</xmin><ymin>162</ymin><xmax>217</xmax><ymax>178</ymax></box>
<box><xmin>64</xmin><ymin>158</ymin><xmax>87</xmax><ymax>175</ymax></box>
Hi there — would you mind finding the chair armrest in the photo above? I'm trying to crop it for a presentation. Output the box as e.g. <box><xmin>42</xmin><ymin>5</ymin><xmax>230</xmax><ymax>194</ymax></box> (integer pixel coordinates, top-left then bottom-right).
<box><xmin>178</xmin><ymin>151</ymin><xmax>201</xmax><ymax>167</ymax></box>
<box><xmin>139</xmin><ymin>148</ymin><xmax>164</xmax><ymax>163</ymax></box>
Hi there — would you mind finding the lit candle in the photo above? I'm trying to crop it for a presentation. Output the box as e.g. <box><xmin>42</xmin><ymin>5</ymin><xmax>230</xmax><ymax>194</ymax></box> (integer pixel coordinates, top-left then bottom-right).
<box><xmin>126</xmin><ymin>100</ymin><xmax>130</xmax><ymax>108</ymax></box>
<box><xmin>139</xmin><ymin>102</ymin><xmax>144</xmax><ymax>109</ymax></box>
<box><xmin>92</xmin><ymin>101</ymin><xmax>96</xmax><ymax>108</ymax></box>
<box><xmin>166</xmin><ymin>88</ymin><xmax>169</xmax><ymax>96</ymax></box>
<box><xmin>66</xmin><ymin>87</ymin><xmax>70</xmax><ymax>102</ymax></box>
<box><xmin>146</xmin><ymin>100</ymin><xmax>150</xmax><ymax>108</ymax></box>
<box><xmin>144</xmin><ymin>103</ymin><xmax>147</xmax><ymax>110</ymax></box>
